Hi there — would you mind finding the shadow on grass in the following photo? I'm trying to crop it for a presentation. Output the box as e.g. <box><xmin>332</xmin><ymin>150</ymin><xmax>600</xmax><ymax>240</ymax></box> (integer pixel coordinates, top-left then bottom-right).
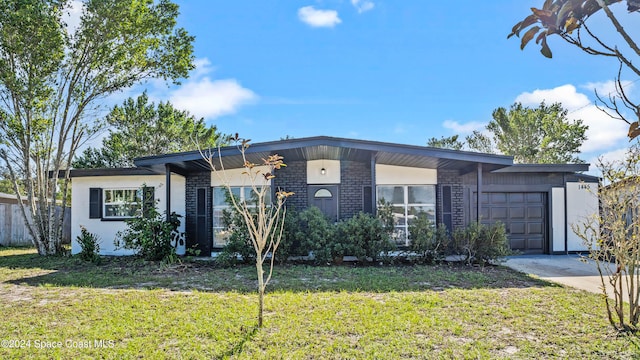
<box><xmin>1</xmin><ymin>250</ymin><xmax>559</xmax><ymax>293</ymax></box>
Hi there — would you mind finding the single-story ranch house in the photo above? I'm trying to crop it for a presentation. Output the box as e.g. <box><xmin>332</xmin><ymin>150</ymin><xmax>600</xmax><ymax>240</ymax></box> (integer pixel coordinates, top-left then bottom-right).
<box><xmin>69</xmin><ymin>136</ymin><xmax>599</xmax><ymax>256</ymax></box>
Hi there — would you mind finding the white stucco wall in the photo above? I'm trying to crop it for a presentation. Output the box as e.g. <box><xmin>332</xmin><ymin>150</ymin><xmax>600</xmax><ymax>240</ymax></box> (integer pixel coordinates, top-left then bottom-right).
<box><xmin>551</xmin><ymin>187</ymin><xmax>566</xmax><ymax>253</ymax></box>
<box><xmin>566</xmin><ymin>182</ymin><xmax>599</xmax><ymax>252</ymax></box>
<box><xmin>210</xmin><ymin>166</ymin><xmax>271</xmax><ymax>187</ymax></box>
<box><xmin>307</xmin><ymin>160</ymin><xmax>340</xmax><ymax>184</ymax></box>
<box><xmin>375</xmin><ymin>164</ymin><xmax>437</xmax><ymax>185</ymax></box>
<box><xmin>71</xmin><ymin>174</ymin><xmax>186</xmax><ymax>256</ymax></box>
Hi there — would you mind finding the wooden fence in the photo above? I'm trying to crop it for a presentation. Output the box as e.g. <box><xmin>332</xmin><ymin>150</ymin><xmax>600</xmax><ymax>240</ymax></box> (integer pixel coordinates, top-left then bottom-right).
<box><xmin>0</xmin><ymin>202</ymin><xmax>71</xmax><ymax>246</ymax></box>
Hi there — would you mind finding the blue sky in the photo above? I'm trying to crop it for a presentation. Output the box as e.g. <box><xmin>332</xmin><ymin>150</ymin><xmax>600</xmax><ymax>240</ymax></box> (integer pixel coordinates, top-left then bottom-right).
<box><xmin>78</xmin><ymin>1</ymin><xmax>640</xmax><ymax>170</ymax></box>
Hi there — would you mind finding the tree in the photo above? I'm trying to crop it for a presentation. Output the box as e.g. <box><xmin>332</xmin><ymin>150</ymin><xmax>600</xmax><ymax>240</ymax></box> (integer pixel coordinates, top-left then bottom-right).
<box><xmin>465</xmin><ymin>130</ymin><xmax>496</xmax><ymax>154</ymax></box>
<box><xmin>428</xmin><ymin>103</ymin><xmax>587</xmax><ymax>163</ymax></box>
<box><xmin>426</xmin><ymin>135</ymin><xmax>464</xmax><ymax>150</ymax></box>
<box><xmin>486</xmin><ymin>102</ymin><xmax>587</xmax><ymax>163</ymax></box>
<box><xmin>573</xmin><ymin>143</ymin><xmax>640</xmax><ymax>332</ymax></box>
<box><xmin>73</xmin><ymin>92</ymin><xmax>225</xmax><ymax>168</ymax></box>
<box><xmin>0</xmin><ymin>0</ymin><xmax>194</xmax><ymax>255</ymax></box>
<box><xmin>202</xmin><ymin>136</ymin><xmax>293</xmax><ymax>328</ymax></box>
<box><xmin>509</xmin><ymin>0</ymin><xmax>640</xmax><ymax>139</ymax></box>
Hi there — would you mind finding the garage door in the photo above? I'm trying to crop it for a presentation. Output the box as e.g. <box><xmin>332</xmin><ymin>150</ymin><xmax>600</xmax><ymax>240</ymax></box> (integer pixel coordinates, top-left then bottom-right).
<box><xmin>474</xmin><ymin>192</ymin><xmax>546</xmax><ymax>254</ymax></box>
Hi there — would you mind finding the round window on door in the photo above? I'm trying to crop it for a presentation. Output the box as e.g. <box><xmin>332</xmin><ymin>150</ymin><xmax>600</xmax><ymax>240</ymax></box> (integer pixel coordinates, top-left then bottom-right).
<box><xmin>314</xmin><ymin>188</ymin><xmax>333</xmax><ymax>198</ymax></box>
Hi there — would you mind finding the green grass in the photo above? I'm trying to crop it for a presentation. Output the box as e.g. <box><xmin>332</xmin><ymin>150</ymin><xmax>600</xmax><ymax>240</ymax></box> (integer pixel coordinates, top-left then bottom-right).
<box><xmin>0</xmin><ymin>247</ymin><xmax>638</xmax><ymax>359</ymax></box>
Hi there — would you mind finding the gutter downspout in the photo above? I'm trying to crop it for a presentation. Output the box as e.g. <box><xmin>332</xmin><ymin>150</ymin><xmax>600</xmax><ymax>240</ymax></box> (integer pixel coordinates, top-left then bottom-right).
<box><xmin>564</xmin><ymin>173</ymin><xmax>568</xmax><ymax>255</ymax></box>
<box><xmin>371</xmin><ymin>152</ymin><xmax>377</xmax><ymax>216</ymax></box>
<box><xmin>477</xmin><ymin>163</ymin><xmax>482</xmax><ymax>222</ymax></box>
<box><xmin>165</xmin><ymin>164</ymin><xmax>172</xmax><ymax>222</ymax></box>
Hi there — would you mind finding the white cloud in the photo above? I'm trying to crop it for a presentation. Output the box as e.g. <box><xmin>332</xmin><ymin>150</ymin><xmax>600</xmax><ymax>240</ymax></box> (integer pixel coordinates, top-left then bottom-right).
<box><xmin>442</xmin><ymin>120</ymin><xmax>485</xmax><ymax>134</ymax></box>
<box><xmin>298</xmin><ymin>6</ymin><xmax>341</xmax><ymax>28</ymax></box>
<box><xmin>62</xmin><ymin>0</ymin><xmax>84</xmax><ymax>35</ymax></box>
<box><xmin>515</xmin><ymin>84</ymin><xmax>591</xmax><ymax>111</ymax></box>
<box><xmin>170</xmin><ymin>78</ymin><xmax>256</xmax><ymax>119</ymax></box>
<box><xmin>168</xmin><ymin>58</ymin><xmax>257</xmax><ymax>119</ymax></box>
<box><xmin>351</xmin><ymin>0</ymin><xmax>375</xmax><ymax>13</ymax></box>
<box><xmin>570</xmin><ymin>104</ymin><xmax>628</xmax><ymax>153</ymax></box>
<box><xmin>191</xmin><ymin>58</ymin><xmax>216</xmax><ymax>79</ymax></box>
<box><xmin>589</xmin><ymin>147</ymin><xmax>629</xmax><ymax>168</ymax></box>
<box><xmin>582</xmin><ymin>80</ymin><xmax>635</xmax><ymax>99</ymax></box>
<box><xmin>586</xmin><ymin>147</ymin><xmax>630</xmax><ymax>176</ymax></box>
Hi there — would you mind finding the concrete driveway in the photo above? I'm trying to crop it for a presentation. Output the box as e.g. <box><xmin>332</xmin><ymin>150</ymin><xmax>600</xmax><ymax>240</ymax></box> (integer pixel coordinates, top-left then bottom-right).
<box><xmin>503</xmin><ymin>254</ymin><xmax>621</xmax><ymax>299</ymax></box>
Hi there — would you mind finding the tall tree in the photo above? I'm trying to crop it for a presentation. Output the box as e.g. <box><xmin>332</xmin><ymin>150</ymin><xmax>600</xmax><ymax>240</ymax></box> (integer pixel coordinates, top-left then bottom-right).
<box><xmin>73</xmin><ymin>92</ymin><xmax>226</xmax><ymax>168</ymax></box>
<box><xmin>0</xmin><ymin>0</ymin><xmax>194</xmax><ymax>255</ymax></box>
<box><xmin>428</xmin><ymin>102</ymin><xmax>587</xmax><ymax>164</ymax></box>
<box><xmin>485</xmin><ymin>102</ymin><xmax>587</xmax><ymax>163</ymax></box>
<box><xmin>465</xmin><ymin>131</ymin><xmax>496</xmax><ymax>155</ymax></box>
<box><xmin>426</xmin><ymin>135</ymin><xmax>464</xmax><ymax>150</ymax></box>
<box><xmin>509</xmin><ymin>0</ymin><xmax>640</xmax><ymax>138</ymax></box>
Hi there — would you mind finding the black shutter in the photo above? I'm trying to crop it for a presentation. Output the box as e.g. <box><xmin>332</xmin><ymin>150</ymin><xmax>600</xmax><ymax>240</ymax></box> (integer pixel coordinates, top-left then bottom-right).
<box><xmin>442</xmin><ymin>185</ymin><xmax>453</xmax><ymax>233</ymax></box>
<box><xmin>89</xmin><ymin>188</ymin><xmax>102</xmax><ymax>219</ymax></box>
<box><xmin>196</xmin><ymin>188</ymin><xmax>211</xmax><ymax>254</ymax></box>
<box><xmin>143</xmin><ymin>186</ymin><xmax>155</xmax><ymax>218</ymax></box>
<box><xmin>363</xmin><ymin>186</ymin><xmax>372</xmax><ymax>214</ymax></box>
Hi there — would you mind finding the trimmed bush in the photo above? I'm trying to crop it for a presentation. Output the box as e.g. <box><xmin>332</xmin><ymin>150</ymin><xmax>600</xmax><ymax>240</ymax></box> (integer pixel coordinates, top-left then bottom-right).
<box><xmin>287</xmin><ymin>206</ymin><xmax>336</xmax><ymax>265</ymax></box>
<box><xmin>453</xmin><ymin>221</ymin><xmax>510</xmax><ymax>266</ymax></box>
<box><xmin>336</xmin><ymin>212</ymin><xmax>395</xmax><ymax>263</ymax></box>
<box><xmin>216</xmin><ymin>199</ymin><xmax>510</xmax><ymax>266</ymax></box>
<box><xmin>216</xmin><ymin>206</ymin><xmax>257</xmax><ymax>266</ymax></box>
<box><xmin>408</xmin><ymin>216</ymin><xmax>450</xmax><ymax>264</ymax></box>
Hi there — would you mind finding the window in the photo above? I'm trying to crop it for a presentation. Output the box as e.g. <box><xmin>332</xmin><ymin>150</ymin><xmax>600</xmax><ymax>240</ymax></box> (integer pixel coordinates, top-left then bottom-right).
<box><xmin>90</xmin><ymin>187</ymin><xmax>154</xmax><ymax>220</ymax></box>
<box><xmin>314</xmin><ymin>188</ymin><xmax>332</xmax><ymax>198</ymax></box>
<box><xmin>103</xmin><ymin>189</ymin><xmax>143</xmax><ymax>219</ymax></box>
<box><xmin>212</xmin><ymin>186</ymin><xmax>271</xmax><ymax>247</ymax></box>
<box><xmin>377</xmin><ymin>185</ymin><xmax>436</xmax><ymax>246</ymax></box>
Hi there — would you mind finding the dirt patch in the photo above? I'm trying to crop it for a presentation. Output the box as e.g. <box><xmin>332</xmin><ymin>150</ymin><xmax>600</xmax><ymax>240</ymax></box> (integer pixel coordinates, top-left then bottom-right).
<box><xmin>2</xmin><ymin>284</ymin><xmax>34</xmax><ymax>302</ymax></box>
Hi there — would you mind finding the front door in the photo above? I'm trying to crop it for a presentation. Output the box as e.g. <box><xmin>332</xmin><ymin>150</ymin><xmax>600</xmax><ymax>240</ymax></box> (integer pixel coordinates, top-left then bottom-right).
<box><xmin>308</xmin><ymin>185</ymin><xmax>339</xmax><ymax>222</ymax></box>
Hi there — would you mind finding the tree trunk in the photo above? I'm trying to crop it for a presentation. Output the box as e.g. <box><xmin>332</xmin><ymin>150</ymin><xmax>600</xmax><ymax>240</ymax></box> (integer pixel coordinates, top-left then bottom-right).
<box><xmin>256</xmin><ymin>260</ymin><xmax>264</xmax><ymax>328</ymax></box>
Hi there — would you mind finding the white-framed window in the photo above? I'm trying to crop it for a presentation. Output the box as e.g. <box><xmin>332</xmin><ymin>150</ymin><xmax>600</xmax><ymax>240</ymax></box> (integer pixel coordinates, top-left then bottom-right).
<box><xmin>377</xmin><ymin>185</ymin><xmax>436</xmax><ymax>246</ymax></box>
<box><xmin>212</xmin><ymin>186</ymin><xmax>271</xmax><ymax>247</ymax></box>
<box><xmin>103</xmin><ymin>188</ymin><xmax>143</xmax><ymax>219</ymax></box>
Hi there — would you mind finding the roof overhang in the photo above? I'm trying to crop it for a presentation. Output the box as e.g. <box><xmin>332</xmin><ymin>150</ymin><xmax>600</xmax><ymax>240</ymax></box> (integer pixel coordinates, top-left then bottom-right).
<box><xmin>67</xmin><ymin>168</ymin><xmax>163</xmax><ymax>178</ymax></box>
<box><xmin>134</xmin><ymin>136</ymin><xmax>515</xmax><ymax>174</ymax></box>
<box><xmin>491</xmin><ymin>164</ymin><xmax>590</xmax><ymax>173</ymax></box>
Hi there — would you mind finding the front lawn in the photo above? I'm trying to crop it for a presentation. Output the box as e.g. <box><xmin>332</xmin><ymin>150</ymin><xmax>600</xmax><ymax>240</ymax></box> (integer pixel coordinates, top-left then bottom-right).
<box><xmin>0</xmin><ymin>247</ymin><xmax>637</xmax><ymax>359</ymax></box>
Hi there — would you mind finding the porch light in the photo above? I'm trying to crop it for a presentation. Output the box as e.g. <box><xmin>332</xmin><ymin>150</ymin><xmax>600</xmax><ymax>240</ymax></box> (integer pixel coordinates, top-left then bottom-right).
<box><xmin>321</xmin><ymin>168</ymin><xmax>326</xmax><ymax>175</ymax></box>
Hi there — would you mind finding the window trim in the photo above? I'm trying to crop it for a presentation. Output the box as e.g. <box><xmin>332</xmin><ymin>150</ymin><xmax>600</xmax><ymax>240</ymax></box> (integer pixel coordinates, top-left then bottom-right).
<box><xmin>212</xmin><ymin>185</ymin><xmax>272</xmax><ymax>248</ymax></box>
<box><xmin>102</xmin><ymin>188</ymin><xmax>143</xmax><ymax>220</ymax></box>
<box><xmin>377</xmin><ymin>184</ymin><xmax>436</xmax><ymax>246</ymax></box>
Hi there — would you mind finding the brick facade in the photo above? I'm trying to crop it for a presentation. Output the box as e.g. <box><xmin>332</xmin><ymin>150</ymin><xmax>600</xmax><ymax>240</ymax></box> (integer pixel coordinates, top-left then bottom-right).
<box><xmin>340</xmin><ymin>160</ymin><xmax>371</xmax><ymax>220</ymax></box>
<box><xmin>273</xmin><ymin>160</ymin><xmax>308</xmax><ymax>212</ymax></box>
<box><xmin>185</xmin><ymin>171</ymin><xmax>211</xmax><ymax>251</ymax></box>
<box><xmin>437</xmin><ymin>169</ymin><xmax>464</xmax><ymax>230</ymax></box>
<box><xmin>184</xmin><ymin>161</ymin><xmax>468</xmax><ymax>247</ymax></box>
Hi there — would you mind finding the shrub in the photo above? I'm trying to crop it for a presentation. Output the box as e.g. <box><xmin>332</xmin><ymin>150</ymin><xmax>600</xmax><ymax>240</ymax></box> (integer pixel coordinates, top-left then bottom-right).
<box><xmin>336</xmin><ymin>212</ymin><xmax>395</xmax><ymax>263</ymax></box>
<box><xmin>276</xmin><ymin>207</ymin><xmax>303</xmax><ymax>264</ymax></box>
<box><xmin>77</xmin><ymin>226</ymin><xmax>101</xmax><ymax>264</ymax></box>
<box><xmin>408</xmin><ymin>216</ymin><xmax>449</xmax><ymax>264</ymax></box>
<box><xmin>296</xmin><ymin>207</ymin><xmax>337</xmax><ymax>264</ymax></box>
<box><xmin>115</xmin><ymin>207</ymin><xmax>181</xmax><ymax>262</ymax></box>
<box><xmin>216</xmin><ymin>206</ymin><xmax>257</xmax><ymax>266</ymax></box>
<box><xmin>475</xmin><ymin>221</ymin><xmax>510</xmax><ymax>264</ymax></box>
<box><xmin>453</xmin><ymin>221</ymin><xmax>510</xmax><ymax>266</ymax></box>
<box><xmin>276</xmin><ymin>206</ymin><xmax>337</xmax><ymax>264</ymax></box>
